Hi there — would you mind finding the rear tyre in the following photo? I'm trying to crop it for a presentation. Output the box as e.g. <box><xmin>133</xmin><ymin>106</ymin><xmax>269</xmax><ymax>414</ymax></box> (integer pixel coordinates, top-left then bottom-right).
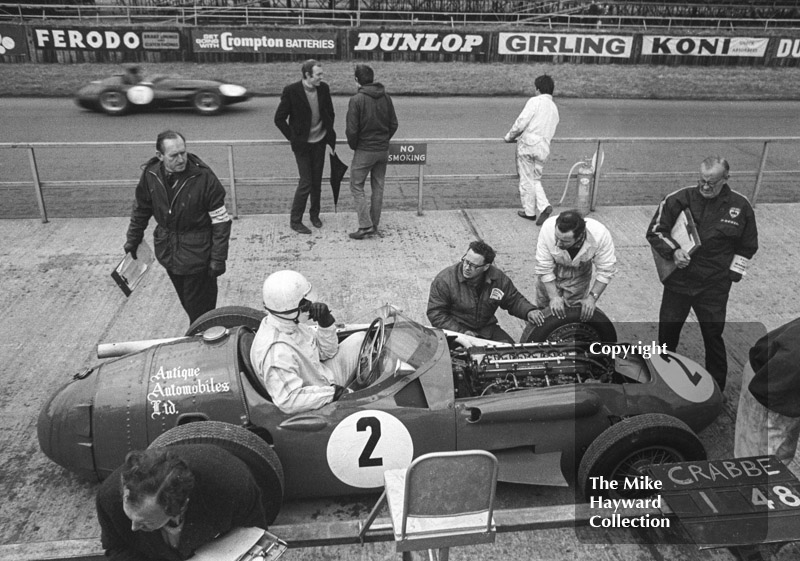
<box><xmin>149</xmin><ymin>420</ymin><xmax>284</xmax><ymax>524</ymax></box>
<box><xmin>520</xmin><ymin>306</ymin><xmax>617</xmax><ymax>344</ymax></box>
<box><xmin>186</xmin><ymin>306</ymin><xmax>266</xmax><ymax>336</ymax></box>
<box><xmin>98</xmin><ymin>90</ymin><xmax>129</xmax><ymax>115</ymax></box>
<box><xmin>577</xmin><ymin>413</ymin><xmax>706</xmax><ymax>501</ymax></box>
<box><xmin>193</xmin><ymin>90</ymin><xmax>223</xmax><ymax>115</ymax></box>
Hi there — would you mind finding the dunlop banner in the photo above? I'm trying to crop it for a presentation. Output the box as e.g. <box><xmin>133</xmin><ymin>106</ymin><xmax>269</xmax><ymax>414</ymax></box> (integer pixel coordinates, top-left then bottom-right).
<box><xmin>192</xmin><ymin>28</ymin><xmax>336</xmax><ymax>54</ymax></box>
<box><xmin>498</xmin><ymin>32</ymin><xmax>633</xmax><ymax>58</ymax></box>
<box><xmin>774</xmin><ymin>38</ymin><xmax>800</xmax><ymax>58</ymax></box>
<box><xmin>31</xmin><ymin>27</ymin><xmax>180</xmax><ymax>51</ymax></box>
<box><xmin>352</xmin><ymin>31</ymin><xmax>488</xmax><ymax>54</ymax></box>
<box><xmin>0</xmin><ymin>24</ymin><xmax>28</xmax><ymax>57</ymax></box>
<box><xmin>642</xmin><ymin>35</ymin><xmax>769</xmax><ymax>57</ymax></box>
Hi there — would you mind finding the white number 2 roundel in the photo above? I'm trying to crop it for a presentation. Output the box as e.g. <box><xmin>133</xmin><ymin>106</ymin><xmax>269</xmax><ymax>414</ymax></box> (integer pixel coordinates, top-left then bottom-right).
<box><xmin>326</xmin><ymin>410</ymin><xmax>414</xmax><ymax>489</ymax></box>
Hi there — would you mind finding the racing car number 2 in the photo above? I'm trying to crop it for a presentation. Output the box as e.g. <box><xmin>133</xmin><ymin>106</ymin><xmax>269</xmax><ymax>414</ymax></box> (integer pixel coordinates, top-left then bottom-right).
<box><xmin>326</xmin><ymin>410</ymin><xmax>414</xmax><ymax>488</ymax></box>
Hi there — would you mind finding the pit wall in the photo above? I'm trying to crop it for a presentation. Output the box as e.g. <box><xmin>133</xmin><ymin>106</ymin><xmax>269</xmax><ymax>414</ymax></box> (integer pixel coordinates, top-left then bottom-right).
<box><xmin>1</xmin><ymin>24</ymin><xmax>800</xmax><ymax>66</ymax></box>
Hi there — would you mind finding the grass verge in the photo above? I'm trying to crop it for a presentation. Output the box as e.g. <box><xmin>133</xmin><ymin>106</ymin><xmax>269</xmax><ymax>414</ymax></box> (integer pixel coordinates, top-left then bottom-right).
<box><xmin>1</xmin><ymin>61</ymin><xmax>798</xmax><ymax>99</ymax></box>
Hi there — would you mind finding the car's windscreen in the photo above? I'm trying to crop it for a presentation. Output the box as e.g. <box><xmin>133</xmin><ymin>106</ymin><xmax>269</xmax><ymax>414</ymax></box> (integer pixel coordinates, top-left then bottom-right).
<box><xmin>376</xmin><ymin>311</ymin><xmax>440</xmax><ymax>380</ymax></box>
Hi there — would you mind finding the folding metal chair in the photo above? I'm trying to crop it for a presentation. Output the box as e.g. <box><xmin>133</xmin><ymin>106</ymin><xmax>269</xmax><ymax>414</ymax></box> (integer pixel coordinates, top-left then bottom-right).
<box><xmin>360</xmin><ymin>450</ymin><xmax>498</xmax><ymax>561</ymax></box>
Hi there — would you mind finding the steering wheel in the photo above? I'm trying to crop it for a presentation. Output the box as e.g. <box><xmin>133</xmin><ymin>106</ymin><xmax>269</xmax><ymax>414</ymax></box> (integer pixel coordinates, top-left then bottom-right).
<box><xmin>355</xmin><ymin>317</ymin><xmax>386</xmax><ymax>387</ymax></box>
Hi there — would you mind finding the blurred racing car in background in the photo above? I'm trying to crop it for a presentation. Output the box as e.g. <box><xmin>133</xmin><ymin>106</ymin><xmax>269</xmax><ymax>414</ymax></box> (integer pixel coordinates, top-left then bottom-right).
<box><xmin>74</xmin><ymin>72</ymin><xmax>251</xmax><ymax>115</ymax></box>
<box><xmin>38</xmin><ymin>305</ymin><xmax>723</xmax><ymax>523</ymax></box>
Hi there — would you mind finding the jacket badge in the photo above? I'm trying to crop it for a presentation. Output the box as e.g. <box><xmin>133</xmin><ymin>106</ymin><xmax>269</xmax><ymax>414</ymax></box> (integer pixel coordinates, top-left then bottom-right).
<box><xmin>490</xmin><ymin>288</ymin><xmax>504</xmax><ymax>301</ymax></box>
<box><xmin>729</xmin><ymin>207</ymin><xmax>741</xmax><ymax>219</ymax></box>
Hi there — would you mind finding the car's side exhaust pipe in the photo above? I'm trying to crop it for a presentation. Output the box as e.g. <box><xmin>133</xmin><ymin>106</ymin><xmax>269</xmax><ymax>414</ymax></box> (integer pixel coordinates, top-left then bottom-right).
<box><xmin>97</xmin><ymin>337</ymin><xmax>188</xmax><ymax>359</ymax></box>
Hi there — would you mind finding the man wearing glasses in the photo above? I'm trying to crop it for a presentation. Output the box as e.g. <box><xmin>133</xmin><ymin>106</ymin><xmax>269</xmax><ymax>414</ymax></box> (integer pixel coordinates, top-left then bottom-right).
<box><xmin>427</xmin><ymin>240</ymin><xmax>544</xmax><ymax>343</ymax></box>
<box><xmin>646</xmin><ymin>156</ymin><xmax>759</xmax><ymax>393</ymax></box>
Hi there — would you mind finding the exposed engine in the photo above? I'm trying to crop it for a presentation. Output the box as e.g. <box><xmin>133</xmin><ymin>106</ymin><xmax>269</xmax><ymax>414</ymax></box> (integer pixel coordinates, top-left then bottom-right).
<box><xmin>450</xmin><ymin>340</ymin><xmax>616</xmax><ymax>397</ymax></box>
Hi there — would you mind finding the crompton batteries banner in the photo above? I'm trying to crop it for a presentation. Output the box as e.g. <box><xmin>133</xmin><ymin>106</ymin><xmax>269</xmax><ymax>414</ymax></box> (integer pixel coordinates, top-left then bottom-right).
<box><xmin>0</xmin><ymin>24</ymin><xmax>28</xmax><ymax>56</ymax></box>
<box><xmin>31</xmin><ymin>27</ymin><xmax>180</xmax><ymax>50</ymax></box>
<box><xmin>642</xmin><ymin>36</ymin><xmax>769</xmax><ymax>57</ymax></box>
<box><xmin>498</xmin><ymin>32</ymin><xmax>633</xmax><ymax>58</ymax></box>
<box><xmin>352</xmin><ymin>31</ymin><xmax>488</xmax><ymax>54</ymax></box>
<box><xmin>192</xmin><ymin>29</ymin><xmax>336</xmax><ymax>53</ymax></box>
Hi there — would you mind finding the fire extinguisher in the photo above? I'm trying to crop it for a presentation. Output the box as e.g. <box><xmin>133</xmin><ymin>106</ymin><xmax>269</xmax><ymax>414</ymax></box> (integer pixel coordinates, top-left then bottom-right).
<box><xmin>575</xmin><ymin>159</ymin><xmax>594</xmax><ymax>215</ymax></box>
<box><xmin>559</xmin><ymin>149</ymin><xmax>604</xmax><ymax>215</ymax></box>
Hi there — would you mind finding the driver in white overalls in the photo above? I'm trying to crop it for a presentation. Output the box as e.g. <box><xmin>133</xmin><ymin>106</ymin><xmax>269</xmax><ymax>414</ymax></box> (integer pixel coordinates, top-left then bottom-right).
<box><xmin>534</xmin><ymin>209</ymin><xmax>618</xmax><ymax>322</ymax></box>
<box><xmin>250</xmin><ymin>270</ymin><xmax>363</xmax><ymax>414</ymax></box>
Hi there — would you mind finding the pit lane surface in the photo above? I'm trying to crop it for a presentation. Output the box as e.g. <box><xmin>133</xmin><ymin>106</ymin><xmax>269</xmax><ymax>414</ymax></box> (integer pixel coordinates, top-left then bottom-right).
<box><xmin>2</xmin><ymin>97</ymin><xmax>800</xmax><ymax>560</ymax></box>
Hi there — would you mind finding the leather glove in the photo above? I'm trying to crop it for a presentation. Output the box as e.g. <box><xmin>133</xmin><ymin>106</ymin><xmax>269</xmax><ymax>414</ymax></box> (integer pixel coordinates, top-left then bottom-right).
<box><xmin>307</xmin><ymin>302</ymin><xmax>335</xmax><ymax>327</ymax></box>
<box><xmin>123</xmin><ymin>242</ymin><xmax>138</xmax><ymax>260</ymax></box>
<box><xmin>208</xmin><ymin>261</ymin><xmax>226</xmax><ymax>278</ymax></box>
<box><xmin>729</xmin><ymin>270</ymin><xmax>743</xmax><ymax>283</ymax></box>
<box><xmin>332</xmin><ymin>384</ymin><xmax>350</xmax><ymax>401</ymax></box>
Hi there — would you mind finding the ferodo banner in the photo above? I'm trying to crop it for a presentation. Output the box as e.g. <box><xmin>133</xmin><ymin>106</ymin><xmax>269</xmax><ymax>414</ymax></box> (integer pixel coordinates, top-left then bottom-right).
<box><xmin>352</xmin><ymin>31</ymin><xmax>487</xmax><ymax>54</ymax></box>
<box><xmin>192</xmin><ymin>29</ymin><xmax>336</xmax><ymax>53</ymax></box>
<box><xmin>642</xmin><ymin>36</ymin><xmax>769</xmax><ymax>57</ymax></box>
<box><xmin>32</xmin><ymin>27</ymin><xmax>180</xmax><ymax>50</ymax></box>
<box><xmin>498</xmin><ymin>32</ymin><xmax>633</xmax><ymax>58</ymax></box>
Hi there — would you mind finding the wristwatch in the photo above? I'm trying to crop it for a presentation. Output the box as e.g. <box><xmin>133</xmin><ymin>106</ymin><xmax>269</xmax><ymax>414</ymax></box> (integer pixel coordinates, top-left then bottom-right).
<box><xmin>590</xmin><ymin>291</ymin><xmax>600</xmax><ymax>300</ymax></box>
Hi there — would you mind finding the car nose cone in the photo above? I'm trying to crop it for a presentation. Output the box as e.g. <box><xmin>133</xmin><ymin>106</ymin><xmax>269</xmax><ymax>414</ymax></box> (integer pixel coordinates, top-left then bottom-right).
<box><xmin>37</xmin><ymin>368</ymin><xmax>99</xmax><ymax>480</ymax></box>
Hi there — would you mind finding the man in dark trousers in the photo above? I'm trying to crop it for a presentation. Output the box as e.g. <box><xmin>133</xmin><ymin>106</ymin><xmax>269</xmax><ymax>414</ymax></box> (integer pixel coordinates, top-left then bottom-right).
<box><xmin>96</xmin><ymin>445</ymin><xmax>267</xmax><ymax>561</ymax></box>
<box><xmin>274</xmin><ymin>59</ymin><xmax>337</xmax><ymax>235</ymax></box>
<box><xmin>345</xmin><ymin>64</ymin><xmax>398</xmax><ymax>240</ymax></box>
<box><xmin>124</xmin><ymin>130</ymin><xmax>232</xmax><ymax>325</ymax></box>
<box><xmin>646</xmin><ymin>155</ymin><xmax>758</xmax><ymax>393</ymax></box>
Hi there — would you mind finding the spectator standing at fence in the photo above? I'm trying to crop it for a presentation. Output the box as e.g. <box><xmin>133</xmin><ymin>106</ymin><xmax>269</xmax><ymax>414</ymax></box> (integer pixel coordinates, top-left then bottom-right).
<box><xmin>345</xmin><ymin>64</ymin><xmax>398</xmax><ymax>240</ymax></box>
<box><xmin>274</xmin><ymin>59</ymin><xmax>337</xmax><ymax>235</ymax></box>
<box><xmin>734</xmin><ymin>317</ymin><xmax>800</xmax><ymax>478</ymax></box>
<box><xmin>427</xmin><ymin>240</ymin><xmax>544</xmax><ymax>343</ymax></box>
<box><xmin>646</xmin><ymin>156</ymin><xmax>758</xmax><ymax>393</ymax></box>
<box><xmin>534</xmin><ymin>209</ymin><xmax>617</xmax><ymax>322</ymax></box>
<box><xmin>124</xmin><ymin>130</ymin><xmax>232</xmax><ymax>325</ymax></box>
<box><xmin>96</xmin><ymin>445</ymin><xmax>267</xmax><ymax>561</ymax></box>
<box><xmin>504</xmin><ymin>74</ymin><xmax>560</xmax><ymax>226</ymax></box>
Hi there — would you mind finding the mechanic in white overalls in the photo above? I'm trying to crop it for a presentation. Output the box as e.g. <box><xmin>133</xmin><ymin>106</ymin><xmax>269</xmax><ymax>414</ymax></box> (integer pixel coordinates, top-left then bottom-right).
<box><xmin>534</xmin><ymin>209</ymin><xmax>617</xmax><ymax>322</ymax></box>
<box><xmin>250</xmin><ymin>270</ymin><xmax>364</xmax><ymax>414</ymax></box>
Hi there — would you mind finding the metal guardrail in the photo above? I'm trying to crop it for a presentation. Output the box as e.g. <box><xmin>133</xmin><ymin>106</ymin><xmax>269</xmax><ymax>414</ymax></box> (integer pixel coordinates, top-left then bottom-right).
<box><xmin>1</xmin><ymin>2</ymin><xmax>799</xmax><ymax>30</ymax></box>
<box><xmin>2</xmin><ymin>136</ymin><xmax>799</xmax><ymax>223</ymax></box>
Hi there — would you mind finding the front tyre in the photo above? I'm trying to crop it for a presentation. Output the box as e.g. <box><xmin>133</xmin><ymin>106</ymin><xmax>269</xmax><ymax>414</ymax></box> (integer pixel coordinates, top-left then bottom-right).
<box><xmin>193</xmin><ymin>90</ymin><xmax>223</xmax><ymax>115</ymax></box>
<box><xmin>149</xmin><ymin>421</ymin><xmax>284</xmax><ymax>525</ymax></box>
<box><xmin>577</xmin><ymin>413</ymin><xmax>706</xmax><ymax>501</ymax></box>
<box><xmin>520</xmin><ymin>306</ymin><xmax>617</xmax><ymax>344</ymax></box>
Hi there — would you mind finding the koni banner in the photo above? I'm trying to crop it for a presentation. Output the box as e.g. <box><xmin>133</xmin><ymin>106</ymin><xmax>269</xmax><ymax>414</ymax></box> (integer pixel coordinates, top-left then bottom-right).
<box><xmin>191</xmin><ymin>29</ymin><xmax>336</xmax><ymax>54</ymax></box>
<box><xmin>498</xmin><ymin>32</ymin><xmax>633</xmax><ymax>58</ymax></box>
<box><xmin>352</xmin><ymin>31</ymin><xmax>488</xmax><ymax>54</ymax></box>
<box><xmin>642</xmin><ymin>35</ymin><xmax>769</xmax><ymax>57</ymax></box>
<box><xmin>31</xmin><ymin>27</ymin><xmax>180</xmax><ymax>51</ymax></box>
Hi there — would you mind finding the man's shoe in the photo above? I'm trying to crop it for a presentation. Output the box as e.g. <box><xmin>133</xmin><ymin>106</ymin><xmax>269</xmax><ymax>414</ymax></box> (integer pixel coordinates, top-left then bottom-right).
<box><xmin>290</xmin><ymin>222</ymin><xmax>312</xmax><ymax>234</ymax></box>
<box><xmin>311</xmin><ymin>217</ymin><xmax>323</xmax><ymax>228</ymax></box>
<box><xmin>349</xmin><ymin>227</ymin><xmax>375</xmax><ymax>240</ymax></box>
<box><xmin>536</xmin><ymin>205</ymin><xmax>553</xmax><ymax>226</ymax></box>
<box><xmin>517</xmin><ymin>210</ymin><xmax>537</xmax><ymax>221</ymax></box>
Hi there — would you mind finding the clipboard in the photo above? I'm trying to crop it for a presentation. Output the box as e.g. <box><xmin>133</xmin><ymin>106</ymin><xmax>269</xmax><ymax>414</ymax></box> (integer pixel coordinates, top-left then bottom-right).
<box><xmin>190</xmin><ymin>527</ymin><xmax>287</xmax><ymax>561</ymax></box>
<box><xmin>651</xmin><ymin>208</ymin><xmax>701</xmax><ymax>282</ymax></box>
<box><xmin>111</xmin><ymin>240</ymin><xmax>154</xmax><ymax>297</ymax></box>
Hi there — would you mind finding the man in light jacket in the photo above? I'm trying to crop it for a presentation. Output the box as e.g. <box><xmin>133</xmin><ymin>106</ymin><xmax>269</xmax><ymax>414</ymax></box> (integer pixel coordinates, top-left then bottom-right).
<box><xmin>504</xmin><ymin>74</ymin><xmax>560</xmax><ymax>226</ymax></box>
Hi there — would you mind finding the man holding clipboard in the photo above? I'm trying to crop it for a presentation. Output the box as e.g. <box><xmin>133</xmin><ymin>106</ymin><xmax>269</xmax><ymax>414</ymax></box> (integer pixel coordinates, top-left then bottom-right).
<box><xmin>646</xmin><ymin>156</ymin><xmax>758</xmax><ymax>393</ymax></box>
